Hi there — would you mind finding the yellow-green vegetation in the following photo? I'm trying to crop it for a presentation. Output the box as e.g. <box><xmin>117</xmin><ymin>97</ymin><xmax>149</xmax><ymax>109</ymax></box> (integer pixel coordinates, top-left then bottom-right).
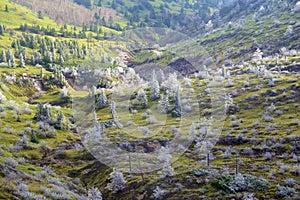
<box><xmin>0</xmin><ymin>0</ymin><xmax>299</xmax><ymax>199</ymax></box>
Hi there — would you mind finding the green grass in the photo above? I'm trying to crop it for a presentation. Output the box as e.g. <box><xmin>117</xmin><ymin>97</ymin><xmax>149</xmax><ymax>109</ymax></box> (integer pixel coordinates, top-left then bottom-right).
<box><xmin>0</xmin><ymin>0</ymin><xmax>57</xmax><ymax>28</ymax></box>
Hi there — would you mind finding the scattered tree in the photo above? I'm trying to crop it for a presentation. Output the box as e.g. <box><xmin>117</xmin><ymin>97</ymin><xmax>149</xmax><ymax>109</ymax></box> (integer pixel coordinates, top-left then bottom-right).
<box><xmin>107</xmin><ymin>168</ymin><xmax>126</xmax><ymax>193</ymax></box>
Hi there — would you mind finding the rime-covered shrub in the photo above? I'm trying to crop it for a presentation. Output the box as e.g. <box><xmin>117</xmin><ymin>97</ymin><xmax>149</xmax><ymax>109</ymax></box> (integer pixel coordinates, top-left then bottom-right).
<box><xmin>276</xmin><ymin>185</ymin><xmax>296</xmax><ymax>197</ymax></box>
<box><xmin>231</xmin><ymin>121</ymin><xmax>240</xmax><ymax>127</ymax></box>
<box><xmin>14</xmin><ymin>183</ymin><xmax>43</xmax><ymax>200</ymax></box>
<box><xmin>242</xmin><ymin>193</ymin><xmax>258</xmax><ymax>200</ymax></box>
<box><xmin>0</xmin><ymin>92</ymin><xmax>6</xmax><ymax>103</ymax></box>
<box><xmin>5</xmin><ymin>157</ymin><xmax>18</xmax><ymax>168</ymax></box>
<box><xmin>290</xmin><ymin>119</ymin><xmax>299</xmax><ymax>126</ymax></box>
<box><xmin>275</xmin><ymin>109</ymin><xmax>283</xmax><ymax>116</ymax></box>
<box><xmin>285</xmin><ymin>178</ymin><xmax>296</xmax><ymax>187</ymax></box>
<box><xmin>147</xmin><ymin>116</ymin><xmax>157</xmax><ymax>124</ymax></box>
<box><xmin>158</xmin><ymin>164</ymin><xmax>175</xmax><ymax>178</ymax></box>
<box><xmin>107</xmin><ymin>169</ymin><xmax>126</xmax><ymax>193</ymax></box>
<box><xmin>88</xmin><ymin>187</ymin><xmax>102</xmax><ymax>200</ymax></box>
<box><xmin>36</xmin><ymin>122</ymin><xmax>56</xmax><ymax>138</ymax></box>
<box><xmin>153</xmin><ymin>186</ymin><xmax>168</xmax><ymax>200</ymax></box>
<box><xmin>211</xmin><ymin>174</ymin><xmax>269</xmax><ymax>193</ymax></box>
<box><xmin>60</xmin><ymin>86</ymin><xmax>70</xmax><ymax>99</ymax></box>
<box><xmin>194</xmin><ymin>169</ymin><xmax>210</xmax><ymax>177</ymax></box>
<box><xmin>18</xmin><ymin>157</ymin><xmax>26</xmax><ymax>164</ymax></box>
<box><xmin>263</xmin><ymin>152</ymin><xmax>273</xmax><ymax>160</ymax></box>
<box><xmin>262</xmin><ymin>114</ymin><xmax>274</xmax><ymax>122</ymax></box>
<box><xmin>293</xmin><ymin>1</ymin><xmax>300</xmax><ymax>12</ymax></box>
<box><xmin>3</xmin><ymin>125</ymin><xmax>14</xmax><ymax>134</ymax></box>
<box><xmin>243</xmin><ymin>148</ymin><xmax>254</xmax><ymax>155</ymax></box>
<box><xmin>141</xmin><ymin>112</ymin><xmax>148</xmax><ymax>119</ymax></box>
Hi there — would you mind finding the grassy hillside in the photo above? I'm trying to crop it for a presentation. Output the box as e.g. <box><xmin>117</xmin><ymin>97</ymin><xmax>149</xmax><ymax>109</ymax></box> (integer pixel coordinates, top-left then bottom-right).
<box><xmin>0</xmin><ymin>0</ymin><xmax>299</xmax><ymax>199</ymax></box>
<box><xmin>0</xmin><ymin>0</ymin><xmax>57</xmax><ymax>28</ymax></box>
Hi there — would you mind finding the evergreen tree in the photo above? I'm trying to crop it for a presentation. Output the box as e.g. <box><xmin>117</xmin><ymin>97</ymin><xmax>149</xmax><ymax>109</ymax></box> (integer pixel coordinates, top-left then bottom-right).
<box><xmin>56</xmin><ymin>112</ymin><xmax>68</xmax><ymax>130</ymax></box>
<box><xmin>59</xmin><ymin>53</ymin><xmax>64</xmax><ymax>64</ymax></box>
<box><xmin>96</xmin><ymin>89</ymin><xmax>108</xmax><ymax>110</ymax></box>
<box><xmin>20</xmin><ymin>48</ymin><xmax>26</xmax><ymax>61</ymax></box>
<box><xmin>149</xmin><ymin>70</ymin><xmax>160</xmax><ymax>101</ymax></box>
<box><xmin>7</xmin><ymin>59</ymin><xmax>11</xmax><ymax>68</ymax></box>
<box><xmin>157</xmin><ymin>69</ymin><xmax>165</xmax><ymax>85</ymax></box>
<box><xmin>6</xmin><ymin>49</ymin><xmax>12</xmax><ymax>62</ymax></box>
<box><xmin>11</xmin><ymin>55</ymin><xmax>16</xmax><ymax>68</ymax></box>
<box><xmin>136</xmin><ymin>89</ymin><xmax>148</xmax><ymax>109</ymax></box>
<box><xmin>30</xmin><ymin>130</ymin><xmax>39</xmax><ymax>144</ymax></box>
<box><xmin>0</xmin><ymin>49</ymin><xmax>6</xmax><ymax>63</ymax></box>
<box><xmin>38</xmin><ymin>11</ymin><xmax>43</xmax><ymax>19</ymax></box>
<box><xmin>35</xmin><ymin>103</ymin><xmax>52</xmax><ymax>122</ymax></box>
<box><xmin>44</xmin><ymin>51</ymin><xmax>53</xmax><ymax>63</ymax></box>
<box><xmin>19</xmin><ymin>54</ymin><xmax>25</xmax><ymax>67</ymax></box>
<box><xmin>172</xmin><ymin>87</ymin><xmax>182</xmax><ymax>117</ymax></box>
<box><xmin>0</xmin><ymin>24</ymin><xmax>4</xmax><ymax>35</ymax></box>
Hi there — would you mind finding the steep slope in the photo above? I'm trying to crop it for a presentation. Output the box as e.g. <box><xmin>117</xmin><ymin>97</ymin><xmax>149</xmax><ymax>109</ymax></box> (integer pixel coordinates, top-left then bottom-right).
<box><xmin>199</xmin><ymin>0</ymin><xmax>300</xmax><ymax>65</ymax></box>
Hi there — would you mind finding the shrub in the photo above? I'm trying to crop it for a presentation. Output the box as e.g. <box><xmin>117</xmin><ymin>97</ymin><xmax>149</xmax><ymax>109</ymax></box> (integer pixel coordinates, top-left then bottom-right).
<box><xmin>36</xmin><ymin>122</ymin><xmax>56</xmax><ymax>138</ymax></box>
<box><xmin>5</xmin><ymin>157</ymin><xmax>18</xmax><ymax>168</ymax></box>
<box><xmin>242</xmin><ymin>193</ymin><xmax>258</xmax><ymax>200</ymax></box>
<box><xmin>107</xmin><ymin>169</ymin><xmax>126</xmax><ymax>193</ymax></box>
<box><xmin>276</xmin><ymin>185</ymin><xmax>296</xmax><ymax>197</ymax></box>
<box><xmin>88</xmin><ymin>187</ymin><xmax>102</xmax><ymax>200</ymax></box>
<box><xmin>263</xmin><ymin>152</ymin><xmax>273</xmax><ymax>160</ymax></box>
<box><xmin>212</xmin><ymin>174</ymin><xmax>269</xmax><ymax>193</ymax></box>
<box><xmin>141</xmin><ymin>112</ymin><xmax>148</xmax><ymax>119</ymax></box>
<box><xmin>147</xmin><ymin>116</ymin><xmax>157</xmax><ymax>124</ymax></box>
<box><xmin>194</xmin><ymin>169</ymin><xmax>210</xmax><ymax>177</ymax></box>
<box><xmin>285</xmin><ymin>178</ymin><xmax>296</xmax><ymax>187</ymax></box>
<box><xmin>18</xmin><ymin>157</ymin><xmax>26</xmax><ymax>164</ymax></box>
<box><xmin>290</xmin><ymin>119</ymin><xmax>299</xmax><ymax>126</ymax></box>
<box><xmin>153</xmin><ymin>186</ymin><xmax>168</xmax><ymax>200</ymax></box>
<box><xmin>262</xmin><ymin>114</ymin><xmax>274</xmax><ymax>122</ymax></box>
<box><xmin>0</xmin><ymin>92</ymin><xmax>6</xmax><ymax>103</ymax></box>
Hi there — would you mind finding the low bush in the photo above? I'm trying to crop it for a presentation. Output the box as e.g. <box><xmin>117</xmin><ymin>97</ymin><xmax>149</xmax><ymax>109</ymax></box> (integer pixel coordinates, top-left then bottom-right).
<box><xmin>211</xmin><ymin>174</ymin><xmax>269</xmax><ymax>193</ymax></box>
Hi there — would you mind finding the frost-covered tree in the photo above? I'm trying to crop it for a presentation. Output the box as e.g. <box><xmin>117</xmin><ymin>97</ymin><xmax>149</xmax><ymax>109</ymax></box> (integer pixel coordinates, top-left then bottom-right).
<box><xmin>172</xmin><ymin>87</ymin><xmax>182</xmax><ymax>117</ymax></box>
<box><xmin>285</xmin><ymin>25</ymin><xmax>293</xmax><ymax>36</ymax></box>
<box><xmin>150</xmin><ymin>79</ymin><xmax>160</xmax><ymax>101</ymax></box>
<box><xmin>110</xmin><ymin>101</ymin><xmax>116</xmax><ymax>118</ymax></box>
<box><xmin>0</xmin><ymin>49</ymin><xmax>6</xmax><ymax>63</ymax></box>
<box><xmin>107</xmin><ymin>169</ymin><xmax>126</xmax><ymax>193</ymax></box>
<box><xmin>162</xmin><ymin>73</ymin><xmax>179</xmax><ymax>96</ymax></box>
<box><xmin>35</xmin><ymin>103</ymin><xmax>52</xmax><ymax>122</ymax></box>
<box><xmin>252</xmin><ymin>48</ymin><xmax>263</xmax><ymax>65</ymax></box>
<box><xmin>19</xmin><ymin>54</ymin><xmax>25</xmax><ymax>68</ymax></box>
<box><xmin>156</xmin><ymin>69</ymin><xmax>165</xmax><ymax>85</ymax></box>
<box><xmin>149</xmin><ymin>70</ymin><xmax>160</xmax><ymax>101</ymax></box>
<box><xmin>96</xmin><ymin>89</ymin><xmax>108</xmax><ymax>110</ymax></box>
<box><xmin>159</xmin><ymin>90</ymin><xmax>170</xmax><ymax>114</ymax></box>
<box><xmin>32</xmin><ymin>51</ymin><xmax>42</xmax><ymax>65</ymax></box>
<box><xmin>88</xmin><ymin>187</ymin><xmax>102</xmax><ymax>200</ymax></box>
<box><xmin>56</xmin><ymin>112</ymin><xmax>68</xmax><ymax>130</ymax></box>
<box><xmin>59</xmin><ymin>53</ymin><xmax>64</xmax><ymax>64</ymax></box>
<box><xmin>60</xmin><ymin>86</ymin><xmax>70</xmax><ymax>99</ymax></box>
<box><xmin>205</xmin><ymin>20</ymin><xmax>213</xmax><ymax>32</ymax></box>
<box><xmin>0</xmin><ymin>24</ymin><xmax>4</xmax><ymax>35</ymax></box>
<box><xmin>136</xmin><ymin>89</ymin><xmax>148</xmax><ymax>109</ymax></box>
<box><xmin>44</xmin><ymin>51</ymin><xmax>53</xmax><ymax>63</ymax></box>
